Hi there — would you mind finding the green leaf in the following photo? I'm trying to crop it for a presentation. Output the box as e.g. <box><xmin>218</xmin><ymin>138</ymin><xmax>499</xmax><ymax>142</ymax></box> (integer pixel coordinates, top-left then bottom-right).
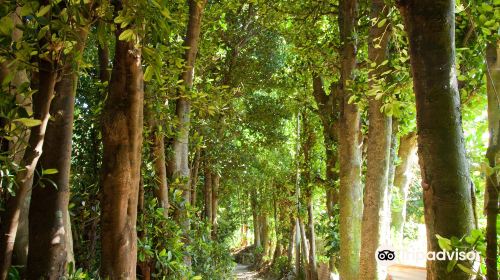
<box><xmin>36</xmin><ymin>5</ymin><xmax>51</xmax><ymax>17</ymax></box>
<box><xmin>447</xmin><ymin>259</ymin><xmax>457</xmax><ymax>272</ymax></box>
<box><xmin>377</xmin><ymin>18</ymin><xmax>387</xmax><ymax>28</ymax></box>
<box><xmin>42</xmin><ymin>168</ymin><xmax>58</xmax><ymax>175</ymax></box>
<box><xmin>0</xmin><ymin>16</ymin><xmax>14</xmax><ymax>36</ymax></box>
<box><xmin>456</xmin><ymin>263</ymin><xmax>475</xmax><ymax>275</ymax></box>
<box><xmin>144</xmin><ymin>65</ymin><xmax>154</xmax><ymax>82</ymax></box>
<box><xmin>14</xmin><ymin>118</ymin><xmax>42</xmax><ymax>127</ymax></box>
<box><xmin>118</xmin><ymin>29</ymin><xmax>134</xmax><ymax>42</ymax></box>
<box><xmin>436</xmin><ymin>234</ymin><xmax>452</xmax><ymax>251</ymax></box>
<box><xmin>481</xmin><ymin>3</ymin><xmax>493</xmax><ymax>12</ymax></box>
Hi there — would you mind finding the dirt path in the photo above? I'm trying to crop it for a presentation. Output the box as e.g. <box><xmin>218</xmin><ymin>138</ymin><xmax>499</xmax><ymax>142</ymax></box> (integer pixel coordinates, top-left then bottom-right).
<box><xmin>233</xmin><ymin>263</ymin><xmax>263</xmax><ymax>280</ymax></box>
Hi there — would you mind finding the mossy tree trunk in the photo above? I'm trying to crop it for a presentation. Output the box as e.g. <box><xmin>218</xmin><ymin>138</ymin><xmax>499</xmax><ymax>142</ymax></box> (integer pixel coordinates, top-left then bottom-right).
<box><xmin>338</xmin><ymin>0</ymin><xmax>363</xmax><ymax>279</ymax></box>
<box><xmin>359</xmin><ymin>1</ymin><xmax>392</xmax><ymax>278</ymax></box>
<box><xmin>398</xmin><ymin>1</ymin><xmax>475</xmax><ymax>278</ymax></box>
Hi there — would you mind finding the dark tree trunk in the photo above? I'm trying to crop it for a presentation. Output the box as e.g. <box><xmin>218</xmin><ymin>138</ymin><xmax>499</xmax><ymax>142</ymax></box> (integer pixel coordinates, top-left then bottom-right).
<box><xmin>27</xmin><ymin>28</ymin><xmax>88</xmax><ymax>280</ymax></box>
<box><xmin>0</xmin><ymin>56</ymin><xmax>57</xmax><ymax>280</ymax></box>
<box><xmin>146</xmin><ymin>110</ymin><xmax>168</xmax><ymax>216</ymax></box>
<box><xmin>100</xmin><ymin>13</ymin><xmax>144</xmax><ymax>278</ymax></box>
<box><xmin>391</xmin><ymin>132</ymin><xmax>417</xmax><ymax>248</ymax></box>
<box><xmin>204</xmin><ymin>164</ymin><xmax>213</xmax><ymax>223</ymax></box>
<box><xmin>359</xmin><ymin>1</ymin><xmax>392</xmax><ymax>279</ymax></box>
<box><xmin>306</xmin><ymin>195</ymin><xmax>317</xmax><ymax>280</ymax></box>
<box><xmin>485</xmin><ymin>42</ymin><xmax>499</xmax><ymax>280</ymax></box>
<box><xmin>190</xmin><ymin>148</ymin><xmax>201</xmax><ymax>207</ymax></box>
<box><xmin>398</xmin><ymin>1</ymin><xmax>475</xmax><ymax>278</ymax></box>
<box><xmin>337</xmin><ymin>1</ymin><xmax>362</xmax><ymax>279</ymax></box>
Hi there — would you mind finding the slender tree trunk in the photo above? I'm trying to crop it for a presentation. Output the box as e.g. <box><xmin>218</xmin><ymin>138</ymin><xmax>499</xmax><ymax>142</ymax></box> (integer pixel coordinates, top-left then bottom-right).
<box><xmin>0</xmin><ymin>51</ymin><xmax>58</xmax><ymax>280</ymax></box>
<box><xmin>190</xmin><ymin>148</ymin><xmax>201</xmax><ymax>206</ymax></box>
<box><xmin>253</xmin><ymin>202</ymin><xmax>261</xmax><ymax>248</ymax></box>
<box><xmin>204</xmin><ymin>164</ymin><xmax>213</xmax><ymax>223</ymax></box>
<box><xmin>398</xmin><ymin>1</ymin><xmax>475</xmax><ymax>278</ymax></box>
<box><xmin>299</xmin><ymin>218</ymin><xmax>309</xmax><ymax>277</ymax></box>
<box><xmin>287</xmin><ymin>215</ymin><xmax>296</xmax><ymax>268</ymax></box>
<box><xmin>390</xmin><ymin>132</ymin><xmax>417</xmax><ymax>248</ymax></box>
<box><xmin>307</xmin><ymin>196</ymin><xmax>318</xmax><ymax>280</ymax></box>
<box><xmin>2</xmin><ymin>8</ymin><xmax>32</xmax><ymax>270</ymax></box>
<box><xmin>260</xmin><ymin>214</ymin><xmax>269</xmax><ymax>257</ymax></box>
<box><xmin>359</xmin><ymin>1</ymin><xmax>392</xmax><ymax>279</ymax></box>
<box><xmin>170</xmin><ymin>2</ymin><xmax>207</xmax><ymax>258</ymax></box>
<box><xmin>338</xmin><ymin>1</ymin><xmax>362</xmax><ymax>279</ymax></box>
<box><xmin>100</xmin><ymin>13</ymin><xmax>144</xmax><ymax>278</ymax></box>
<box><xmin>146</xmin><ymin>111</ymin><xmax>168</xmax><ymax>216</ymax></box>
<box><xmin>384</xmin><ymin>118</ymin><xmax>399</xmax><ymax>246</ymax></box>
<box><xmin>485</xmin><ymin>42</ymin><xmax>499</xmax><ymax>280</ymax></box>
<box><xmin>27</xmin><ymin>28</ymin><xmax>88</xmax><ymax>279</ymax></box>
<box><xmin>211</xmin><ymin>172</ymin><xmax>219</xmax><ymax>237</ymax></box>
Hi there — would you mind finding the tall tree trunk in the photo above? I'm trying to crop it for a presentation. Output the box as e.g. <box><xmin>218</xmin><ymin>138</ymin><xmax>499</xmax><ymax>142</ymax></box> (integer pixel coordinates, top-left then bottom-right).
<box><xmin>383</xmin><ymin>118</ymin><xmax>399</xmax><ymax>246</ymax></box>
<box><xmin>170</xmin><ymin>2</ymin><xmax>207</xmax><ymax>256</ymax></box>
<box><xmin>253</xmin><ymin>200</ymin><xmax>261</xmax><ymax>248</ymax></box>
<box><xmin>211</xmin><ymin>172</ymin><xmax>219</xmax><ymax>237</ymax></box>
<box><xmin>359</xmin><ymin>1</ymin><xmax>392</xmax><ymax>279</ymax></box>
<box><xmin>485</xmin><ymin>42</ymin><xmax>499</xmax><ymax>280</ymax></box>
<box><xmin>27</xmin><ymin>28</ymin><xmax>88</xmax><ymax>279</ymax></box>
<box><xmin>259</xmin><ymin>214</ymin><xmax>269</xmax><ymax>258</ymax></box>
<box><xmin>390</xmin><ymin>132</ymin><xmax>417</xmax><ymax>248</ymax></box>
<box><xmin>398</xmin><ymin>1</ymin><xmax>475</xmax><ymax>278</ymax></box>
<box><xmin>0</xmin><ymin>48</ymin><xmax>58</xmax><ymax>280</ymax></box>
<box><xmin>100</xmin><ymin>13</ymin><xmax>144</xmax><ymax>278</ymax></box>
<box><xmin>204</xmin><ymin>164</ymin><xmax>213</xmax><ymax>223</ymax></box>
<box><xmin>299</xmin><ymin>218</ymin><xmax>309</xmax><ymax>276</ymax></box>
<box><xmin>3</xmin><ymin>8</ymin><xmax>32</xmax><ymax>271</ymax></box>
<box><xmin>307</xmin><ymin>196</ymin><xmax>318</xmax><ymax>280</ymax></box>
<box><xmin>146</xmin><ymin>110</ymin><xmax>168</xmax><ymax>216</ymax></box>
<box><xmin>338</xmin><ymin>1</ymin><xmax>362</xmax><ymax>279</ymax></box>
<box><xmin>190</xmin><ymin>148</ymin><xmax>201</xmax><ymax>207</ymax></box>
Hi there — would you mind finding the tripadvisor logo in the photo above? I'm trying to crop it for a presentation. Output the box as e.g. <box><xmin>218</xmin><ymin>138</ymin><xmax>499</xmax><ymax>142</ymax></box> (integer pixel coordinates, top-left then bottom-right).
<box><xmin>375</xmin><ymin>244</ymin><xmax>479</xmax><ymax>266</ymax></box>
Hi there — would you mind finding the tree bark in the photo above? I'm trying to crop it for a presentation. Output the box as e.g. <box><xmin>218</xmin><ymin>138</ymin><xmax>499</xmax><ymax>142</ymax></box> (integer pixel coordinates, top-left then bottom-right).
<box><xmin>211</xmin><ymin>173</ymin><xmax>219</xmax><ymax>231</ymax></box>
<box><xmin>0</xmin><ymin>47</ymin><xmax>58</xmax><ymax>280</ymax></box>
<box><xmin>485</xmin><ymin>42</ymin><xmax>499</xmax><ymax>280</ymax></box>
<box><xmin>398</xmin><ymin>1</ymin><xmax>475</xmax><ymax>278</ymax></box>
<box><xmin>146</xmin><ymin>111</ymin><xmax>168</xmax><ymax>216</ymax></box>
<box><xmin>390</xmin><ymin>132</ymin><xmax>417</xmax><ymax>248</ymax></box>
<box><xmin>100</xmin><ymin>12</ymin><xmax>144</xmax><ymax>278</ymax></box>
<box><xmin>170</xmin><ymin>1</ymin><xmax>207</xmax><ymax>250</ymax></box>
<box><xmin>190</xmin><ymin>148</ymin><xmax>201</xmax><ymax>207</ymax></box>
<box><xmin>204</xmin><ymin>164</ymin><xmax>213</xmax><ymax>223</ymax></box>
<box><xmin>338</xmin><ymin>1</ymin><xmax>363</xmax><ymax>279</ymax></box>
<box><xmin>27</xmin><ymin>28</ymin><xmax>88</xmax><ymax>279</ymax></box>
<box><xmin>307</xmin><ymin>196</ymin><xmax>317</xmax><ymax>280</ymax></box>
<box><xmin>359</xmin><ymin>1</ymin><xmax>392</xmax><ymax>279</ymax></box>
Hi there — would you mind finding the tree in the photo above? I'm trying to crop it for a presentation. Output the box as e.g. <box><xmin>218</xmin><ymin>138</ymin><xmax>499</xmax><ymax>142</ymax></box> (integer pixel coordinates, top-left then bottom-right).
<box><xmin>485</xmin><ymin>41</ymin><xmax>499</xmax><ymax>280</ymax></box>
<box><xmin>337</xmin><ymin>0</ymin><xmax>363</xmax><ymax>279</ymax></box>
<box><xmin>169</xmin><ymin>1</ymin><xmax>207</xmax><ymax>263</ymax></box>
<box><xmin>359</xmin><ymin>1</ymin><xmax>392</xmax><ymax>278</ymax></box>
<box><xmin>27</xmin><ymin>25</ymin><xmax>89</xmax><ymax>279</ymax></box>
<box><xmin>100</xmin><ymin>1</ymin><xmax>144</xmax><ymax>277</ymax></box>
<box><xmin>398</xmin><ymin>0</ymin><xmax>476</xmax><ymax>278</ymax></box>
<box><xmin>390</xmin><ymin>132</ymin><xmax>417</xmax><ymax>247</ymax></box>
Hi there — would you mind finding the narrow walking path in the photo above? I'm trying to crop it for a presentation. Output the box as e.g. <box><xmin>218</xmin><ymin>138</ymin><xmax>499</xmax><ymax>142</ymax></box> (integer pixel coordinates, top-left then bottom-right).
<box><xmin>233</xmin><ymin>263</ymin><xmax>263</xmax><ymax>280</ymax></box>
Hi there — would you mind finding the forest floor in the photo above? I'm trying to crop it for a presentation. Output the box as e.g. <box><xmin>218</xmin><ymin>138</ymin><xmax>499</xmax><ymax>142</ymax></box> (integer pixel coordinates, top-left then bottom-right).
<box><xmin>233</xmin><ymin>263</ymin><xmax>263</xmax><ymax>280</ymax></box>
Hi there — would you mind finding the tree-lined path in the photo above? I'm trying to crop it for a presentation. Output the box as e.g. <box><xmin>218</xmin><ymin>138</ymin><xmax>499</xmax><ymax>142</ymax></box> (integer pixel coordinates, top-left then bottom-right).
<box><xmin>0</xmin><ymin>0</ymin><xmax>497</xmax><ymax>279</ymax></box>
